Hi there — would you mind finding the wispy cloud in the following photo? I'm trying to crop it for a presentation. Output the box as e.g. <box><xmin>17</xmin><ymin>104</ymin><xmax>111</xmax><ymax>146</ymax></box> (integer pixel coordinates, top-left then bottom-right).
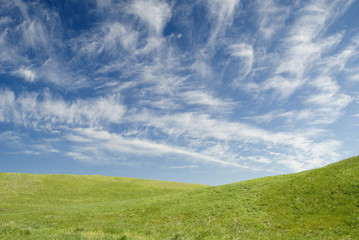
<box><xmin>66</xmin><ymin>152</ymin><xmax>90</xmax><ymax>161</ymax></box>
<box><xmin>229</xmin><ymin>43</ymin><xmax>254</xmax><ymax>84</ymax></box>
<box><xmin>130</xmin><ymin>0</ymin><xmax>171</xmax><ymax>36</ymax></box>
<box><xmin>13</xmin><ymin>67</ymin><xmax>36</xmax><ymax>82</ymax></box>
<box><xmin>74</xmin><ymin>22</ymin><xmax>139</xmax><ymax>58</ymax></box>
<box><xmin>180</xmin><ymin>90</ymin><xmax>234</xmax><ymax>110</ymax></box>
<box><xmin>207</xmin><ymin>0</ymin><xmax>240</xmax><ymax>44</ymax></box>
<box><xmin>255</xmin><ymin>0</ymin><xmax>290</xmax><ymax>40</ymax></box>
<box><xmin>66</xmin><ymin>127</ymin><xmax>248</xmax><ymax>168</ymax></box>
<box><xmin>349</xmin><ymin>74</ymin><xmax>359</xmax><ymax>82</ymax></box>
<box><xmin>304</xmin><ymin>76</ymin><xmax>352</xmax><ymax>124</ymax></box>
<box><xmin>0</xmin><ymin>88</ymin><xmax>125</xmax><ymax>129</ymax></box>
<box><xmin>125</xmin><ymin>110</ymin><xmax>342</xmax><ymax>171</ymax></box>
<box><xmin>262</xmin><ymin>0</ymin><xmax>354</xmax><ymax>99</ymax></box>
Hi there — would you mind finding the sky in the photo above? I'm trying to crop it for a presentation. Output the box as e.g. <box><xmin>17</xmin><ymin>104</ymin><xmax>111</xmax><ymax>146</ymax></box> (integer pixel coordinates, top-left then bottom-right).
<box><xmin>0</xmin><ymin>0</ymin><xmax>359</xmax><ymax>186</ymax></box>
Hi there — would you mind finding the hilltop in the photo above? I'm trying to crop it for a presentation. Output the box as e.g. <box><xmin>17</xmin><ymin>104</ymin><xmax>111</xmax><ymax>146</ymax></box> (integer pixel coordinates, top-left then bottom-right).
<box><xmin>1</xmin><ymin>156</ymin><xmax>358</xmax><ymax>239</ymax></box>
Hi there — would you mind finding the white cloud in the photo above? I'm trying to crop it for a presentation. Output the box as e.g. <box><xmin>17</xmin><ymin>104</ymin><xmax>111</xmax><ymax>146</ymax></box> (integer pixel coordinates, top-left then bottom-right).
<box><xmin>122</xmin><ymin>110</ymin><xmax>345</xmax><ymax>172</ymax></box>
<box><xmin>180</xmin><ymin>90</ymin><xmax>233</xmax><ymax>109</ymax></box>
<box><xmin>262</xmin><ymin>0</ymin><xmax>353</xmax><ymax>99</ymax></box>
<box><xmin>319</xmin><ymin>36</ymin><xmax>359</xmax><ymax>78</ymax></box>
<box><xmin>304</xmin><ymin>76</ymin><xmax>353</xmax><ymax>124</ymax></box>
<box><xmin>229</xmin><ymin>43</ymin><xmax>254</xmax><ymax>84</ymax></box>
<box><xmin>245</xmin><ymin>156</ymin><xmax>272</xmax><ymax>164</ymax></box>
<box><xmin>130</xmin><ymin>0</ymin><xmax>171</xmax><ymax>36</ymax></box>
<box><xmin>135</xmin><ymin>36</ymin><xmax>163</xmax><ymax>55</ymax></box>
<box><xmin>21</xmin><ymin>20</ymin><xmax>49</xmax><ymax>48</ymax></box>
<box><xmin>130</xmin><ymin>111</ymin><xmax>329</xmax><ymax>151</ymax></box>
<box><xmin>41</xmin><ymin>94</ymin><xmax>126</xmax><ymax>127</ymax></box>
<box><xmin>295</xmin><ymin>109</ymin><xmax>313</xmax><ymax>121</ymax></box>
<box><xmin>73</xmin><ymin>21</ymin><xmax>139</xmax><ymax>59</ymax></box>
<box><xmin>136</xmin><ymin>61</ymin><xmax>187</xmax><ymax>95</ymax></box>
<box><xmin>102</xmin><ymin>22</ymin><xmax>138</xmax><ymax>52</ymax></box>
<box><xmin>33</xmin><ymin>143</ymin><xmax>59</xmax><ymax>153</ymax></box>
<box><xmin>207</xmin><ymin>0</ymin><xmax>240</xmax><ymax>44</ymax></box>
<box><xmin>36</xmin><ymin>58</ymin><xmax>79</xmax><ymax>86</ymax></box>
<box><xmin>278</xmin><ymin>158</ymin><xmax>304</xmax><ymax>172</ymax></box>
<box><xmin>243</xmin><ymin>110</ymin><xmax>294</xmax><ymax>124</ymax></box>
<box><xmin>349</xmin><ymin>75</ymin><xmax>359</xmax><ymax>82</ymax></box>
<box><xmin>14</xmin><ymin>67</ymin><xmax>36</xmax><ymax>82</ymax></box>
<box><xmin>256</xmin><ymin>0</ymin><xmax>289</xmax><ymax>39</ymax></box>
<box><xmin>139</xmin><ymin>98</ymin><xmax>180</xmax><ymax>110</ymax></box>
<box><xmin>23</xmin><ymin>150</ymin><xmax>41</xmax><ymax>155</ymax></box>
<box><xmin>0</xmin><ymin>131</ymin><xmax>20</xmax><ymax>143</ymax></box>
<box><xmin>0</xmin><ymin>89</ymin><xmax>126</xmax><ymax>129</ymax></box>
<box><xmin>263</xmin><ymin>76</ymin><xmax>306</xmax><ymax>100</ymax></box>
<box><xmin>67</xmin><ymin>127</ymin><xmax>248</xmax><ymax>168</ymax></box>
<box><xmin>66</xmin><ymin>152</ymin><xmax>90</xmax><ymax>161</ymax></box>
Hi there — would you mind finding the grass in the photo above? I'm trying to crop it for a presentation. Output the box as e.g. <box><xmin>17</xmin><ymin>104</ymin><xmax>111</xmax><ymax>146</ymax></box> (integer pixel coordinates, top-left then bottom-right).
<box><xmin>1</xmin><ymin>156</ymin><xmax>358</xmax><ymax>239</ymax></box>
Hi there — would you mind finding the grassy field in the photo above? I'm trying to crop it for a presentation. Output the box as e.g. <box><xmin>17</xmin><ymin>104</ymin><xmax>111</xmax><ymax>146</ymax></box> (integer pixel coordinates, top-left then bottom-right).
<box><xmin>1</xmin><ymin>156</ymin><xmax>358</xmax><ymax>239</ymax></box>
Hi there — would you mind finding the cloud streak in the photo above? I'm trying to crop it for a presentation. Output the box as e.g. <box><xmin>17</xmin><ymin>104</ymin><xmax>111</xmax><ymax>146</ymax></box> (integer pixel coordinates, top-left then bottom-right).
<box><xmin>66</xmin><ymin>127</ymin><xmax>249</xmax><ymax>168</ymax></box>
<box><xmin>0</xmin><ymin>88</ymin><xmax>125</xmax><ymax>129</ymax></box>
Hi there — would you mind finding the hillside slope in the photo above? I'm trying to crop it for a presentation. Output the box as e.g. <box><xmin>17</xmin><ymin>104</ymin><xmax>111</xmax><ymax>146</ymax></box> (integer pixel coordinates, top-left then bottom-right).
<box><xmin>1</xmin><ymin>156</ymin><xmax>358</xmax><ymax>239</ymax></box>
<box><xmin>0</xmin><ymin>173</ymin><xmax>207</xmax><ymax>208</ymax></box>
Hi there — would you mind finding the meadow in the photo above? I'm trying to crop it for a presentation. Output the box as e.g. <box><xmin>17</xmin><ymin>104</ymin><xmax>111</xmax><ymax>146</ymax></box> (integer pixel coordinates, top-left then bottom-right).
<box><xmin>1</xmin><ymin>156</ymin><xmax>358</xmax><ymax>239</ymax></box>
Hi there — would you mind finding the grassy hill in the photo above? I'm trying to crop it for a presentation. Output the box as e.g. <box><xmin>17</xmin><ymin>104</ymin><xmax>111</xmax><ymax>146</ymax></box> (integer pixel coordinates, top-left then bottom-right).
<box><xmin>1</xmin><ymin>156</ymin><xmax>358</xmax><ymax>239</ymax></box>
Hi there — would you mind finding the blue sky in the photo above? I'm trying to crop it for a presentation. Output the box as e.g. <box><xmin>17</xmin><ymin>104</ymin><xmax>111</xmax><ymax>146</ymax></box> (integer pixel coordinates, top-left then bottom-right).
<box><xmin>1</xmin><ymin>0</ymin><xmax>359</xmax><ymax>185</ymax></box>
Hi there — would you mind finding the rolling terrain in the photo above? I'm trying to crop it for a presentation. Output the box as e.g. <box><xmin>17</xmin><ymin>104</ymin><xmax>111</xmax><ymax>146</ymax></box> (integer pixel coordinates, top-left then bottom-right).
<box><xmin>1</xmin><ymin>156</ymin><xmax>358</xmax><ymax>239</ymax></box>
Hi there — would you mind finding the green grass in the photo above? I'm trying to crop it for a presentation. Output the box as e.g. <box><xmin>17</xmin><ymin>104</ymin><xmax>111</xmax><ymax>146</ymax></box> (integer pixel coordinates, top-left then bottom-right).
<box><xmin>1</xmin><ymin>156</ymin><xmax>358</xmax><ymax>239</ymax></box>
